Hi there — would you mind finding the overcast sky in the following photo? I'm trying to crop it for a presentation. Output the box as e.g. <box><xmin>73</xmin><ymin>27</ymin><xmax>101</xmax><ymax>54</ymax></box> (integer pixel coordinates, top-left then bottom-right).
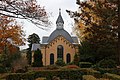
<box><xmin>20</xmin><ymin>0</ymin><xmax>79</xmax><ymax>50</ymax></box>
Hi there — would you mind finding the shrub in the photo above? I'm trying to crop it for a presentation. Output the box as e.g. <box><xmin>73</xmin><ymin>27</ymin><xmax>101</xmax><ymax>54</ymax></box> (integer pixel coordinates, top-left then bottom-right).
<box><xmin>32</xmin><ymin>49</ymin><xmax>43</xmax><ymax>67</ymax></box>
<box><xmin>55</xmin><ymin>59</ymin><xmax>65</xmax><ymax>66</ymax></box>
<box><xmin>97</xmin><ymin>68</ymin><xmax>119</xmax><ymax>74</ymax></box>
<box><xmin>62</xmin><ymin>65</ymin><xmax>79</xmax><ymax>69</ymax></box>
<box><xmin>6</xmin><ymin>70</ymin><xmax>83</xmax><ymax>80</ymax></box>
<box><xmin>98</xmin><ymin>59</ymin><xmax>116</xmax><ymax>68</ymax></box>
<box><xmin>82</xmin><ymin>75</ymin><xmax>97</xmax><ymax>80</ymax></box>
<box><xmin>45</xmin><ymin>65</ymin><xmax>60</xmax><ymax>70</ymax></box>
<box><xmin>15</xmin><ymin>69</ymin><xmax>26</xmax><ymax>73</ymax></box>
<box><xmin>103</xmin><ymin>73</ymin><xmax>120</xmax><ymax>80</ymax></box>
<box><xmin>92</xmin><ymin>59</ymin><xmax>116</xmax><ymax>69</ymax></box>
<box><xmin>79</xmin><ymin>62</ymin><xmax>92</xmax><ymax>68</ymax></box>
<box><xmin>79</xmin><ymin>68</ymin><xmax>101</xmax><ymax>78</ymax></box>
<box><xmin>0</xmin><ymin>65</ymin><xmax>6</xmax><ymax>73</ymax></box>
<box><xmin>73</xmin><ymin>54</ymin><xmax>80</xmax><ymax>66</ymax></box>
<box><xmin>67</xmin><ymin>61</ymin><xmax>74</xmax><ymax>65</ymax></box>
<box><xmin>35</xmin><ymin>77</ymin><xmax>46</xmax><ymax>80</ymax></box>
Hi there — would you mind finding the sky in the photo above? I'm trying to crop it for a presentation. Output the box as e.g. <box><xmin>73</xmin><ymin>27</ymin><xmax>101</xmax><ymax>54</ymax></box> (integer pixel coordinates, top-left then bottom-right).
<box><xmin>20</xmin><ymin>0</ymin><xmax>79</xmax><ymax>50</ymax></box>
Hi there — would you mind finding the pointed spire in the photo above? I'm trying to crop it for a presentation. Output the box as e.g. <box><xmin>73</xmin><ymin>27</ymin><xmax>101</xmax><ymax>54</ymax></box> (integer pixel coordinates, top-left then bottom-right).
<box><xmin>56</xmin><ymin>8</ymin><xmax>64</xmax><ymax>24</ymax></box>
<box><xmin>59</xmin><ymin>8</ymin><xmax>61</xmax><ymax>15</ymax></box>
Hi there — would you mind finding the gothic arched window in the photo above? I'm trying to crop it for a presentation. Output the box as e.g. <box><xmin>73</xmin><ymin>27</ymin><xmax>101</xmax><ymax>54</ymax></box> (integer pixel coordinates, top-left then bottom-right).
<box><xmin>50</xmin><ymin>53</ymin><xmax>54</xmax><ymax>65</ymax></box>
<box><xmin>57</xmin><ymin>45</ymin><xmax>63</xmax><ymax>60</ymax></box>
<box><xmin>66</xmin><ymin>53</ymin><xmax>71</xmax><ymax>63</ymax></box>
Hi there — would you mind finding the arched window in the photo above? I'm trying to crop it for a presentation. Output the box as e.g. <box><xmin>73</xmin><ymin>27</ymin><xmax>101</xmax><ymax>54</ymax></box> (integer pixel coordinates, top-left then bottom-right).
<box><xmin>66</xmin><ymin>53</ymin><xmax>71</xmax><ymax>63</ymax></box>
<box><xmin>57</xmin><ymin>45</ymin><xmax>63</xmax><ymax>60</ymax></box>
<box><xmin>50</xmin><ymin>53</ymin><xmax>54</xmax><ymax>65</ymax></box>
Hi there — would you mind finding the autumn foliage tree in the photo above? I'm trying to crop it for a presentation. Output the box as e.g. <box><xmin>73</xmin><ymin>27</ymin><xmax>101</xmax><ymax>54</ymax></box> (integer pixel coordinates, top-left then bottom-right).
<box><xmin>0</xmin><ymin>15</ymin><xmax>25</xmax><ymax>70</ymax></box>
<box><xmin>67</xmin><ymin>0</ymin><xmax>119</xmax><ymax>63</ymax></box>
<box><xmin>0</xmin><ymin>15</ymin><xmax>25</xmax><ymax>54</ymax></box>
<box><xmin>0</xmin><ymin>0</ymin><xmax>50</xmax><ymax>29</ymax></box>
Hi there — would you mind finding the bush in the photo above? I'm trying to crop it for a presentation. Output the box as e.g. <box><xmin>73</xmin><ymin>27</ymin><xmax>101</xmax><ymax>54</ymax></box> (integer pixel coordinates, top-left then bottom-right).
<box><xmin>45</xmin><ymin>65</ymin><xmax>60</xmax><ymax>70</ymax></box>
<box><xmin>15</xmin><ymin>69</ymin><xmax>26</xmax><ymax>73</ymax></box>
<box><xmin>103</xmin><ymin>73</ymin><xmax>120</xmax><ymax>80</ymax></box>
<box><xmin>73</xmin><ymin>54</ymin><xmax>80</xmax><ymax>66</ymax></box>
<box><xmin>35</xmin><ymin>77</ymin><xmax>46</xmax><ymax>80</ymax></box>
<box><xmin>79</xmin><ymin>68</ymin><xmax>101</xmax><ymax>78</ymax></box>
<box><xmin>0</xmin><ymin>65</ymin><xmax>6</xmax><ymax>73</ymax></box>
<box><xmin>32</xmin><ymin>62</ymin><xmax>43</xmax><ymax>67</ymax></box>
<box><xmin>32</xmin><ymin>49</ymin><xmax>43</xmax><ymax>67</ymax></box>
<box><xmin>55</xmin><ymin>59</ymin><xmax>65</xmax><ymax>66</ymax></box>
<box><xmin>6</xmin><ymin>70</ymin><xmax>83</xmax><ymax>80</ymax></box>
<box><xmin>62</xmin><ymin>65</ymin><xmax>79</xmax><ymax>69</ymax></box>
<box><xmin>82</xmin><ymin>75</ymin><xmax>97</xmax><ymax>80</ymax></box>
<box><xmin>97</xmin><ymin>68</ymin><xmax>119</xmax><ymax>74</ymax></box>
<box><xmin>92</xmin><ymin>59</ymin><xmax>116</xmax><ymax>69</ymax></box>
<box><xmin>98</xmin><ymin>59</ymin><xmax>116</xmax><ymax>68</ymax></box>
<box><xmin>79</xmin><ymin>62</ymin><xmax>92</xmax><ymax>68</ymax></box>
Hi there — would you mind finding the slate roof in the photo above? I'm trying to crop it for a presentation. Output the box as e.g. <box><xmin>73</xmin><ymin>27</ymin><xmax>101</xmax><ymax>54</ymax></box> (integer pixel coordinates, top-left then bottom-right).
<box><xmin>56</xmin><ymin>9</ymin><xmax>64</xmax><ymax>24</ymax></box>
<box><xmin>42</xmin><ymin>36</ymin><xmax>48</xmax><ymax>43</ymax></box>
<box><xmin>47</xmin><ymin>29</ymin><xmax>73</xmax><ymax>43</ymax></box>
<box><xmin>31</xmin><ymin>43</ymin><xmax>40</xmax><ymax>51</ymax></box>
<box><xmin>72</xmin><ymin>36</ymin><xmax>79</xmax><ymax>43</ymax></box>
<box><xmin>41</xmin><ymin>9</ymin><xmax>79</xmax><ymax>44</ymax></box>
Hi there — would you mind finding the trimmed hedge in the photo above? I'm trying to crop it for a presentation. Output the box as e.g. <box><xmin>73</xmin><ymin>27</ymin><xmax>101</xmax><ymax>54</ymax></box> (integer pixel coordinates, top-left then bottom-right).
<box><xmin>97</xmin><ymin>68</ymin><xmax>119</xmax><ymax>74</ymax></box>
<box><xmin>103</xmin><ymin>73</ymin><xmax>120</xmax><ymax>80</ymax></box>
<box><xmin>35</xmin><ymin>77</ymin><xmax>46</xmax><ymax>80</ymax></box>
<box><xmin>6</xmin><ymin>69</ymin><xmax>83</xmax><ymax>80</ymax></box>
<box><xmin>82</xmin><ymin>75</ymin><xmax>97</xmax><ymax>80</ymax></box>
<box><xmin>79</xmin><ymin>62</ymin><xmax>92</xmax><ymax>68</ymax></box>
<box><xmin>79</xmin><ymin>68</ymin><xmax>101</xmax><ymax>78</ymax></box>
<box><xmin>5</xmin><ymin>68</ymin><xmax>102</xmax><ymax>80</ymax></box>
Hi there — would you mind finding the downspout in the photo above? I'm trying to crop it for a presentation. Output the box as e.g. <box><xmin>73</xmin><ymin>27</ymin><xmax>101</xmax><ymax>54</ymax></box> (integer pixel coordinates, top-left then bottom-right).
<box><xmin>45</xmin><ymin>45</ymin><xmax>46</xmax><ymax>66</ymax></box>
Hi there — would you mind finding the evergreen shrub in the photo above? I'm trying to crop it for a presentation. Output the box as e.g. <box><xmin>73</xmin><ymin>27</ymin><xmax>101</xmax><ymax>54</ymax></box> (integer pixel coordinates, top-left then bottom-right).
<box><xmin>79</xmin><ymin>62</ymin><xmax>92</xmax><ymax>68</ymax></box>
<box><xmin>98</xmin><ymin>59</ymin><xmax>116</xmax><ymax>68</ymax></box>
<box><xmin>82</xmin><ymin>75</ymin><xmax>97</xmax><ymax>80</ymax></box>
<box><xmin>55</xmin><ymin>59</ymin><xmax>65</xmax><ymax>66</ymax></box>
<box><xmin>32</xmin><ymin>49</ymin><xmax>43</xmax><ymax>67</ymax></box>
<box><xmin>103</xmin><ymin>73</ymin><xmax>120</xmax><ymax>80</ymax></box>
<box><xmin>6</xmin><ymin>70</ymin><xmax>83</xmax><ymax>80</ymax></box>
<box><xmin>0</xmin><ymin>65</ymin><xmax>6</xmax><ymax>73</ymax></box>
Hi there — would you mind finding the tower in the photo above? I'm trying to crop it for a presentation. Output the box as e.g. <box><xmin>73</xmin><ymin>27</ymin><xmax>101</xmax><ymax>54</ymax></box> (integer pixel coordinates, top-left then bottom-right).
<box><xmin>56</xmin><ymin>9</ymin><xmax>64</xmax><ymax>29</ymax></box>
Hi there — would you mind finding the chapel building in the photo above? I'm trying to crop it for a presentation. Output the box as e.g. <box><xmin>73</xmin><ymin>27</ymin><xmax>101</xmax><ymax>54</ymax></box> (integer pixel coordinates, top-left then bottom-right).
<box><xmin>32</xmin><ymin>9</ymin><xmax>79</xmax><ymax>66</ymax></box>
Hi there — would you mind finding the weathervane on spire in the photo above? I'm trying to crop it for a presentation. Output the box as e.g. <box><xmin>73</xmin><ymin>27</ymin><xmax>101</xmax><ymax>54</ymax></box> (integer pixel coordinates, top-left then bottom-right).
<box><xmin>59</xmin><ymin>8</ymin><xmax>61</xmax><ymax>15</ymax></box>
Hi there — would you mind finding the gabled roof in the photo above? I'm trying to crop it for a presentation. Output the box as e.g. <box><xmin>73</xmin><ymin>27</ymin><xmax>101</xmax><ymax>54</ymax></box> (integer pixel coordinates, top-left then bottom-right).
<box><xmin>42</xmin><ymin>36</ymin><xmax>48</xmax><ymax>43</ymax></box>
<box><xmin>31</xmin><ymin>43</ymin><xmax>40</xmax><ymax>51</ymax></box>
<box><xmin>72</xmin><ymin>36</ymin><xmax>79</xmax><ymax>43</ymax></box>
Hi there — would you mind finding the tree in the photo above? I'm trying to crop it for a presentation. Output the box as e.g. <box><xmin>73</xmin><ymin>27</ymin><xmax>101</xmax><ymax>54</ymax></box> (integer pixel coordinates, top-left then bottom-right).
<box><xmin>67</xmin><ymin>0</ymin><xmax>118</xmax><ymax>63</ymax></box>
<box><xmin>11</xmin><ymin>52</ymin><xmax>28</xmax><ymax>72</ymax></box>
<box><xmin>0</xmin><ymin>46</ymin><xmax>21</xmax><ymax>73</ymax></box>
<box><xmin>27</xmin><ymin>33</ymin><xmax>40</xmax><ymax>65</ymax></box>
<box><xmin>0</xmin><ymin>15</ymin><xmax>25</xmax><ymax>54</ymax></box>
<box><xmin>28</xmin><ymin>33</ymin><xmax>40</xmax><ymax>49</ymax></box>
<box><xmin>32</xmin><ymin>49</ymin><xmax>43</xmax><ymax>67</ymax></box>
<box><xmin>79</xmin><ymin>41</ymin><xmax>95</xmax><ymax>63</ymax></box>
<box><xmin>0</xmin><ymin>0</ymin><xmax>50</xmax><ymax>29</ymax></box>
<box><xmin>0</xmin><ymin>15</ymin><xmax>25</xmax><ymax>71</ymax></box>
<box><xmin>73</xmin><ymin>53</ymin><xmax>80</xmax><ymax>66</ymax></box>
